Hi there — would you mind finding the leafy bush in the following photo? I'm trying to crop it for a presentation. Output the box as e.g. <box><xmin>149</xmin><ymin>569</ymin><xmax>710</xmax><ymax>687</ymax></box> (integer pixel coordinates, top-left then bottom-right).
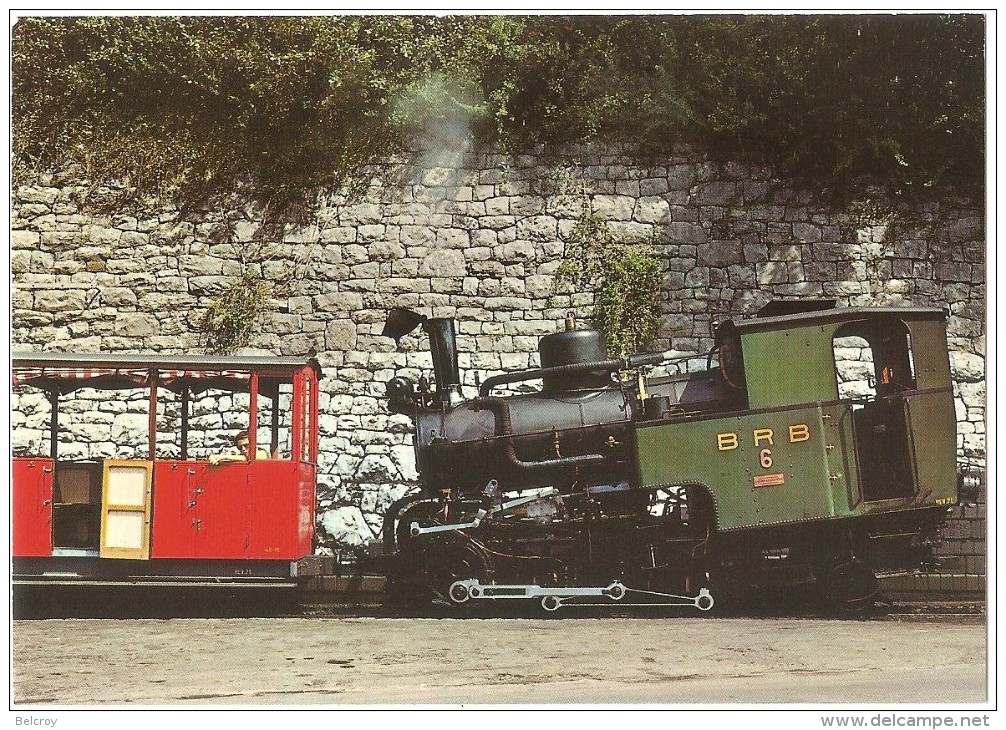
<box><xmin>13</xmin><ymin>14</ymin><xmax>984</xmax><ymax>212</ymax></box>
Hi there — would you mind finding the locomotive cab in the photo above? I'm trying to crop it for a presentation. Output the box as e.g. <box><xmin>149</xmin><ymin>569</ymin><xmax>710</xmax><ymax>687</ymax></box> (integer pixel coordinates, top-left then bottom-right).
<box><xmin>726</xmin><ymin>303</ymin><xmax>957</xmax><ymax>512</ymax></box>
<box><xmin>636</xmin><ymin>303</ymin><xmax>957</xmax><ymax>607</ymax></box>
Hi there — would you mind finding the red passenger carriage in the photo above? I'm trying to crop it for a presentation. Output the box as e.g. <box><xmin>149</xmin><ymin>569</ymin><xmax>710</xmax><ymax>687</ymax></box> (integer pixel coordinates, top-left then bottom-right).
<box><xmin>12</xmin><ymin>353</ymin><xmax>321</xmax><ymax>588</ymax></box>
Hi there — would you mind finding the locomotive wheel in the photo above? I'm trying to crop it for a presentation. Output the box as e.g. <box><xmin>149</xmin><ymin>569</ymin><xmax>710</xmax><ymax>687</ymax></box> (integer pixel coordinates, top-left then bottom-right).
<box><xmin>385</xmin><ymin>498</ymin><xmax>443</xmax><ymax>607</ymax></box>
<box><xmin>821</xmin><ymin>559</ymin><xmax>880</xmax><ymax>613</ymax></box>
<box><xmin>426</xmin><ymin>536</ymin><xmax>494</xmax><ymax>606</ymax></box>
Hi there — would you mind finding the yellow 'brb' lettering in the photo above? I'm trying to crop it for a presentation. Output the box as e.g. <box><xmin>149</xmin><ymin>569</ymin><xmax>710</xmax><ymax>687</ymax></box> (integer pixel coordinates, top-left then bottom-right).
<box><xmin>717</xmin><ymin>424</ymin><xmax>812</xmax><ymax>450</ymax></box>
<box><xmin>789</xmin><ymin>424</ymin><xmax>810</xmax><ymax>443</ymax></box>
<box><xmin>717</xmin><ymin>433</ymin><xmax>739</xmax><ymax>451</ymax></box>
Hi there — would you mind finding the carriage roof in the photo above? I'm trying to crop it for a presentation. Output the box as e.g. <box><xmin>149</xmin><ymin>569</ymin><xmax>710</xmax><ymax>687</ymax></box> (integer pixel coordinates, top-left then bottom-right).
<box><xmin>12</xmin><ymin>352</ymin><xmax>320</xmax><ymax>394</ymax></box>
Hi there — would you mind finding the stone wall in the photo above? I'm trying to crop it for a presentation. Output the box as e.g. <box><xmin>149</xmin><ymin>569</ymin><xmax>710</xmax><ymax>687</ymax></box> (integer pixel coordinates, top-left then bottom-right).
<box><xmin>11</xmin><ymin>145</ymin><xmax>987</xmax><ymax>547</ymax></box>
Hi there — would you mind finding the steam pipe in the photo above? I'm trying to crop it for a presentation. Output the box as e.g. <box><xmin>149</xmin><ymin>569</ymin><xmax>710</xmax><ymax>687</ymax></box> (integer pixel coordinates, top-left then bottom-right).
<box><xmin>477</xmin><ymin>350</ymin><xmax>682</xmax><ymax>398</ymax></box>
<box><xmin>471</xmin><ymin>397</ymin><xmax>606</xmax><ymax>471</ymax></box>
<box><xmin>478</xmin><ymin>360</ymin><xmax>622</xmax><ymax>398</ymax></box>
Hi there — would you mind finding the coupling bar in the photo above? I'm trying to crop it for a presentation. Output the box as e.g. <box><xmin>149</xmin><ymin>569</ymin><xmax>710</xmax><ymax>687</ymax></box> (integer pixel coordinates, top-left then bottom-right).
<box><xmin>448</xmin><ymin>579</ymin><xmax>627</xmax><ymax>611</ymax></box>
<box><xmin>410</xmin><ymin>509</ymin><xmax>487</xmax><ymax>536</ymax></box>
<box><xmin>449</xmin><ymin>579</ymin><xmax>715</xmax><ymax>612</ymax></box>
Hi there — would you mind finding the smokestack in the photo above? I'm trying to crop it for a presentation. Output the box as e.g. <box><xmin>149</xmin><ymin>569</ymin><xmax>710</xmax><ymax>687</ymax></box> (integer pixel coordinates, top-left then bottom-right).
<box><xmin>382</xmin><ymin>308</ymin><xmax>462</xmax><ymax>405</ymax></box>
<box><xmin>423</xmin><ymin>317</ymin><xmax>461</xmax><ymax>404</ymax></box>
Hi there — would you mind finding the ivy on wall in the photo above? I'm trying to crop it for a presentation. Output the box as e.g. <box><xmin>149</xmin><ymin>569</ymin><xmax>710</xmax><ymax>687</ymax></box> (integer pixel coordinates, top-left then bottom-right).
<box><xmin>199</xmin><ymin>270</ymin><xmax>272</xmax><ymax>354</ymax></box>
<box><xmin>556</xmin><ymin>205</ymin><xmax>663</xmax><ymax>358</ymax></box>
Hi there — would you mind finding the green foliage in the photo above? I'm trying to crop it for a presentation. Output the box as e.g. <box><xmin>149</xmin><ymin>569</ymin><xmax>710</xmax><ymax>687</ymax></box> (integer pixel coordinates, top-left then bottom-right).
<box><xmin>13</xmin><ymin>16</ymin><xmax>413</xmax><ymax>214</ymax></box>
<box><xmin>557</xmin><ymin>207</ymin><xmax>663</xmax><ymax>358</ymax></box>
<box><xmin>200</xmin><ymin>270</ymin><xmax>272</xmax><ymax>354</ymax></box>
<box><xmin>670</xmin><ymin>15</ymin><xmax>985</xmax><ymax>202</ymax></box>
<box><xmin>13</xmin><ymin>15</ymin><xmax>984</xmax><ymax>210</ymax></box>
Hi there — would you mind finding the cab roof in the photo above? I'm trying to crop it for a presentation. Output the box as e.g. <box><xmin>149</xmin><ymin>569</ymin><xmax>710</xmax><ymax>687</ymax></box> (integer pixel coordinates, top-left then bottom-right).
<box><xmin>727</xmin><ymin>304</ymin><xmax>947</xmax><ymax>335</ymax></box>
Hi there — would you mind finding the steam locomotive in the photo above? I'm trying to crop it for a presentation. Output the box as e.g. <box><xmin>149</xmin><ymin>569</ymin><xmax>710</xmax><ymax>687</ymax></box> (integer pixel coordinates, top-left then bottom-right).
<box><xmin>379</xmin><ymin>301</ymin><xmax>959</xmax><ymax>612</ymax></box>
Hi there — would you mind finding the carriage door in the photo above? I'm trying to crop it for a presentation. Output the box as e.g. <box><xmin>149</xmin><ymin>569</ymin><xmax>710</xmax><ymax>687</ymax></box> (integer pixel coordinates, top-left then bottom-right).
<box><xmin>835</xmin><ymin>319</ymin><xmax>916</xmax><ymax>502</ymax></box>
<box><xmin>99</xmin><ymin>460</ymin><xmax>154</xmax><ymax>559</ymax></box>
<box><xmin>13</xmin><ymin>457</ymin><xmax>54</xmax><ymax>557</ymax></box>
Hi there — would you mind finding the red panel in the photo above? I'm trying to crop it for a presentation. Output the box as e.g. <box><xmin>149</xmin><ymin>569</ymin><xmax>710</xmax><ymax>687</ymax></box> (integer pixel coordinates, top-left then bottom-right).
<box><xmin>151</xmin><ymin>460</ymin><xmax>316</xmax><ymax>562</ymax></box>
<box><xmin>150</xmin><ymin>461</ymin><xmax>204</xmax><ymax>559</ymax></box>
<box><xmin>194</xmin><ymin>463</ymin><xmax>253</xmax><ymax>558</ymax></box>
<box><xmin>246</xmin><ymin>461</ymin><xmax>313</xmax><ymax>559</ymax></box>
<box><xmin>298</xmin><ymin>462</ymin><xmax>317</xmax><ymax>556</ymax></box>
<box><xmin>13</xmin><ymin>457</ymin><xmax>54</xmax><ymax>557</ymax></box>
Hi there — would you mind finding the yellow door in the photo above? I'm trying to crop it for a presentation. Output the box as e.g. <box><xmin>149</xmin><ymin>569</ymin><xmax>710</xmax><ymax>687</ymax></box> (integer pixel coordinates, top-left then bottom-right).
<box><xmin>100</xmin><ymin>460</ymin><xmax>153</xmax><ymax>559</ymax></box>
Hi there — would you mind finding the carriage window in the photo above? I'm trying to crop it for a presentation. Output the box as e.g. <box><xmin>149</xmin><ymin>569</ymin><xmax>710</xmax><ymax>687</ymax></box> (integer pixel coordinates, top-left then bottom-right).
<box><xmin>12</xmin><ymin>387</ymin><xmax>54</xmax><ymax>457</ymax></box>
<box><xmin>64</xmin><ymin>386</ymin><xmax>150</xmax><ymax>460</ymax></box>
<box><xmin>154</xmin><ymin>389</ymin><xmax>183</xmax><ymax>460</ymax></box>
<box><xmin>13</xmin><ymin>362</ymin><xmax>313</xmax><ymax>464</ymax></box>
<box><xmin>275</xmin><ymin>382</ymin><xmax>295</xmax><ymax>459</ymax></box>
<box><xmin>188</xmin><ymin>386</ymin><xmax>248</xmax><ymax>459</ymax></box>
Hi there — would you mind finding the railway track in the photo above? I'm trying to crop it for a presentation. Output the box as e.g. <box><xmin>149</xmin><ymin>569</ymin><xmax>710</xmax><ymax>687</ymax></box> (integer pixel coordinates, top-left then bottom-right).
<box><xmin>13</xmin><ymin>577</ymin><xmax>985</xmax><ymax>621</ymax></box>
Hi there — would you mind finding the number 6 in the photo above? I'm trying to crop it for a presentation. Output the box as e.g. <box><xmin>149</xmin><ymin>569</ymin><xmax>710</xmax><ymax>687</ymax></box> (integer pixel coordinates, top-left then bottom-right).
<box><xmin>760</xmin><ymin>449</ymin><xmax>773</xmax><ymax>469</ymax></box>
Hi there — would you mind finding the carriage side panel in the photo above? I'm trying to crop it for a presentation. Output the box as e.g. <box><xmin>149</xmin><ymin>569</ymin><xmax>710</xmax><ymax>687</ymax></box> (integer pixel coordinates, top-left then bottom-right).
<box><xmin>246</xmin><ymin>460</ymin><xmax>314</xmax><ymax>560</ymax></box>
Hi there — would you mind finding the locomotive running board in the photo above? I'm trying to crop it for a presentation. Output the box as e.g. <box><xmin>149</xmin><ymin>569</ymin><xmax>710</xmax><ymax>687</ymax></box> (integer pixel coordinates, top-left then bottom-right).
<box><xmin>448</xmin><ymin>579</ymin><xmax>714</xmax><ymax>612</ymax></box>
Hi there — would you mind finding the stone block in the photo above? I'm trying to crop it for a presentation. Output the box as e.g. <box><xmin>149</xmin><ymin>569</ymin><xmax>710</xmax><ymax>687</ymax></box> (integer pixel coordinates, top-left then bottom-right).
<box><xmin>482</xmin><ymin>215</ymin><xmax>517</xmax><ymax>231</ymax></box>
<box><xmin>525</xmin><ymin>275</ymin><xmax>554</xmax><ymax>299</ymax></box>
<box><xmin>12</xmin><ymin>230</ymin><xmax>41</xmax><ymax>250</ymax></box>
<box><xmin>34</xmin><ymin>289</ymin><xmax>87</xmax><ymax>312</ymax></box>
<box><xmin>357</xmin><ymin>224</ymin><xmax>386</xmax><ymax>242</ymax></box>
<box><xmin>314</xmin><ymin>292</ymin><xmax>365</xmax><ymax>311</ymax></box>
<box><xmin>339</xmin><ymin>203</ymin><xmax>383</xmax><ymax>226</ymax></box>
<box><xmin>756</xmin><ymin>261</ymin><xmax>788</xmax><ymax>285</ymax></box>
<box><xmin>635</xmin><ymin>196</ymin><xmax>670</xmax><ymax>224</ymax></box>
<box><xmin>639</xmin><ymin>178</ymin><xmax>669</xmax><ymax>196</ymax></box>
<box><xmin>694</xmin><ymin>181</ymin><xmax>736</xmax><ymax>206</ymax></box>
<box><xmin>497</xmin><ymin>241</ymin><xmax>535</xmax><ymax>263</ymax></box>
<box><xmin>741</xmin><ymin>180</ymin><xmax>771</xmax><ymax>203</ymax></box>
<box><xmin>368</xmin><ymin>240</ymin><xmax>406</xmax><ymax>261</ymax></box>
<box><xmin>434</xmin><ymin>228</ymin><xmax>470</xmax><ymax>249</ymax></box>
<box><xmin>666</xmin><ymin>164</ymin><xmax>695</xmax><ymax>190</ymax></box>
<box><xmin>792</xmin><ymin>222</ymin><xmax>822</xmax><ymax>243</ymax></box>
<box><xmin>664</xmin><ymin>222</ymin><xmax>707</xmax><ymax>245</ymax></box>
<box><xmin>511</xmin><ymin>196</ymin><xmax>545</xmax><ymax>216</ymax></box>
<box><xmin>591</xmin><ymin>195</ymin><xmax>635</xmax><ymax>221</ymax></box>
<box><xmin>516</xmin><ymin>215</ymin><xmax>558</xmax><ymax>241</ymax></box>
<box><xmin>698</xmin><ymin>240</ymin><xmax>743</xmax><ymax>267</ymax></box>
<box><xmin>113</xmin><ymin>312</ymin><xmax>159</xmax><ymax>337</ymax></box>
<box><xmin>178</xmin><ymin>255</ymin><xmax>225</xmax><ymax>276</ymax></box>
<box><xmin>950</xmin><ymin>351</ymin><xmax>985</xmax><ymax>382</ymax></box>
<box><xmin>419</xmin><ymin>249</ymin><xmax>466</xmax><ymax>277</ymax></box>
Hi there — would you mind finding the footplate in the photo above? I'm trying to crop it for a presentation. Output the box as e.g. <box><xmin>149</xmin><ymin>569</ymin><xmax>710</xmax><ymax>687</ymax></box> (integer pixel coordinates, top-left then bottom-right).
<box><xmin>448</xmin><ymin>579</ymin><xmax>714</xmax><ymax>612</ymax></box>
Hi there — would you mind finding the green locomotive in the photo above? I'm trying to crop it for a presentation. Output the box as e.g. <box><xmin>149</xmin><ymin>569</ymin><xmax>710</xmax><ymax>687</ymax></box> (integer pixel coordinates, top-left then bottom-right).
<box><xmin>382</xmin><ymin>301</ymin><xmax>960</xmax><ymax>611</ymax></box>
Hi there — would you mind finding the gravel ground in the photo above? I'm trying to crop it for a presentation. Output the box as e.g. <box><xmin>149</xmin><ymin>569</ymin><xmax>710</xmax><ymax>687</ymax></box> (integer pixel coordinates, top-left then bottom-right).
<box><xmin>11</xmin><ymin>613</ymin><xmax>988</xmax><ymax>706</ymax></box>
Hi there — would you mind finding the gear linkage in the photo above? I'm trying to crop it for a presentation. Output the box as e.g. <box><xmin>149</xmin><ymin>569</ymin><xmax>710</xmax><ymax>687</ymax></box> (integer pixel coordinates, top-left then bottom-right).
<box><xmin>409</xmin><ymin>483</ymin><xmax>561</xmax><ymax>537</ymax></box>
